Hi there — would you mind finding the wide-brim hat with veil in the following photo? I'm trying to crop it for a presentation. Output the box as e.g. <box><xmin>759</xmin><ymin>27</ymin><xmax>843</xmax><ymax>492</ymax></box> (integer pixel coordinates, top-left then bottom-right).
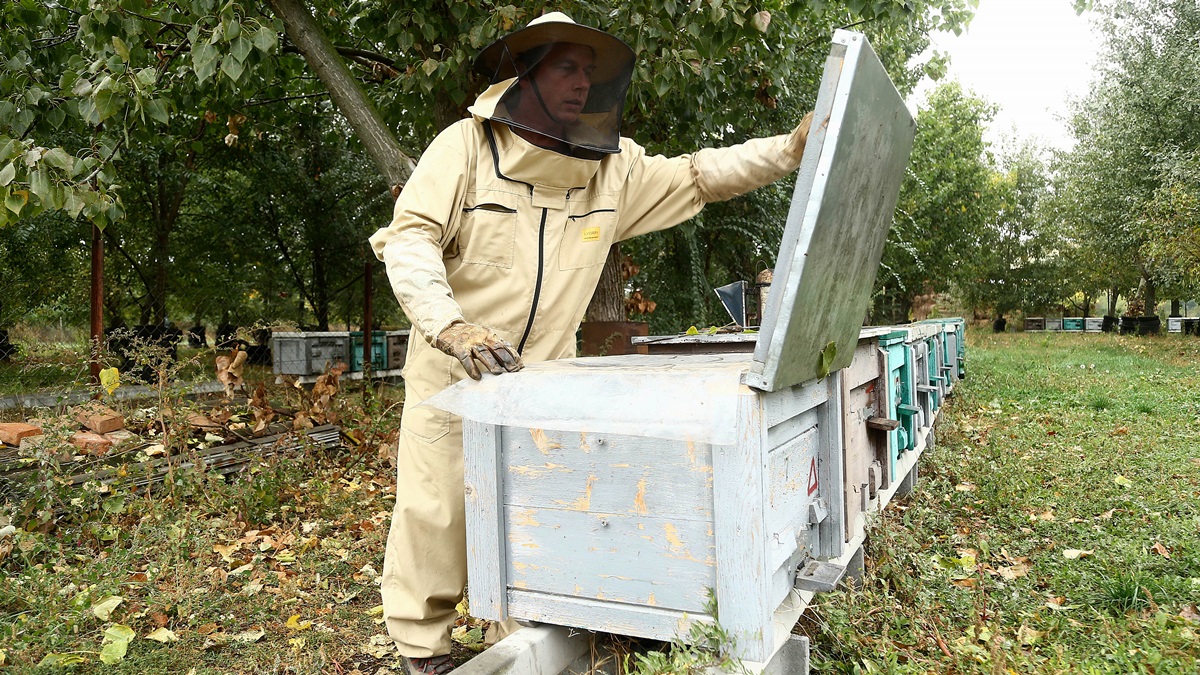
<box><xmin>468</xmin><ymin>12</ymin><xmax>635</xmax><ymax>155</ymax></box>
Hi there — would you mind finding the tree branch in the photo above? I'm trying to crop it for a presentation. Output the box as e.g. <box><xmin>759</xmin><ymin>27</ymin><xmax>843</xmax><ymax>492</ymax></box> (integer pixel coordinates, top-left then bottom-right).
<box><xmin>266</xmin><ymin>0</ymin><xmax>414</xmax><ymax>193</ymax></box>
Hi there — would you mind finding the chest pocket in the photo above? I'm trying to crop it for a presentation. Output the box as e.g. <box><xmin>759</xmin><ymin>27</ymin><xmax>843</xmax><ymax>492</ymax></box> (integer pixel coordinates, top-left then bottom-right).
<box><xmin>559</xmin><ymin>208</ymin><xmax>616</xmax><ymax>270</ymax></box>
<box><xmin>461</xmin><ymin>201</ymin><xmax>517</xmax><ymax>268</ymax></box>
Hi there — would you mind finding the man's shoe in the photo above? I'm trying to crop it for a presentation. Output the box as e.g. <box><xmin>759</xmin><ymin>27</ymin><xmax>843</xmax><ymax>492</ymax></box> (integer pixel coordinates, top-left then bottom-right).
<box><xmin>404</xmin><ymin>655</ymin><xmax>456</xmax><ymax>675</ymax></box>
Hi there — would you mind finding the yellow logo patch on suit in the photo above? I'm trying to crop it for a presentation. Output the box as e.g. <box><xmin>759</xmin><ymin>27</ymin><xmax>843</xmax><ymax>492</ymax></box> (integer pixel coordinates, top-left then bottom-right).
<box><xmin>581</xmin><ymin>226</ymin><xmax>601</xmax><ymax>242</ymax></box>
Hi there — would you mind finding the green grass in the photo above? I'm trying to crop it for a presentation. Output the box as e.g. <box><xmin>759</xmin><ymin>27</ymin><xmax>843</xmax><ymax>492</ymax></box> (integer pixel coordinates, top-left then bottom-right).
<box><xmin>805</xmin><ymin>330</ymin><xmax>1200</xmax><ymax>674</ymax></box>
<box><xmin>0</xmin><ymin>384</ymin><xmax>428</xmax><ymax>674</ymax></box>
<box><xmin>5</xmin><ymin>330</ymin><xmax>1200</xmax><ymax>673</ymax></box>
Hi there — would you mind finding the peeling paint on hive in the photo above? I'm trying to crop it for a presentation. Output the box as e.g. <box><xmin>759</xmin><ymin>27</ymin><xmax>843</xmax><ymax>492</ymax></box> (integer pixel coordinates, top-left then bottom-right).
<box><xmin>633</xmin><ymin>479</ymin><xmax>649</xmax><ymax>515</ymax></box>
<box><xmin>530</xmin><ymin>428</ymin><xmax>562</xmax><ymax>455</ymax></box>
<box><xmin>513</xmin><ymin>509</ymin><xmax>540</xmax><ymax>527</ymax></box>
<box><xmin>556</xmin><ymin>473</ymin><xmax>596</xmax><ymax>511</ymax></box>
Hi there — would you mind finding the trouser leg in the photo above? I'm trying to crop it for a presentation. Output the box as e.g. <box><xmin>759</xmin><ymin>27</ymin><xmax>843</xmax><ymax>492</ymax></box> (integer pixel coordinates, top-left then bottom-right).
<box><xmin>381</xmin><ymin>418</ymin><xmax>465</xmax><ymax>658</ymax></box>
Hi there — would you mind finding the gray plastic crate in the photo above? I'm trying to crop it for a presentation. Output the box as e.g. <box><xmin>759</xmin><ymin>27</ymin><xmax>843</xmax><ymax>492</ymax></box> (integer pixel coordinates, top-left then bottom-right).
<box><xmin>386</xmin><ymin>330</ymin><xmax>410</xmax><ymax>371</ymax></box>
<box><xmin>271</xmin><ymin>331</ymin><xmax>350</xmax><ymax>375</ymax></box>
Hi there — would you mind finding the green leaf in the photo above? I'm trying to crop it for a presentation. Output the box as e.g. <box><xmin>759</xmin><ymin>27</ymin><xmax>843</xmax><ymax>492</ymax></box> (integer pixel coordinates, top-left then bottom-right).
<box><xmin>192</xmin><ymin>42</ymin><xmax>218</xmax><ymax>83</ymax></box>
<box><xmin>11</xmin><ymin>108</ymin><xmax>35</xmax><ymax>137</ymax></box>
<box><xmin>145</xmin><ymin>99</ymin><xmax>169</xmax><ymax>125</ymax></box>
<box><xmin>0</xmin><ymin>139</ymin><xmax>19</xmax><ymax>163</ymax></box>
<box><xmin>253</xmin><ymin>26</ymin><xmax>276</xmax><ymax>53</ymax></box>
<box><xmin>135</xmin><ymin>67</ymin><xmax>157</xmax><ymax>88</ymax></box>
<box><xmin>220</xmin><ymin>54</ymin><xmax>245</xmax><ymax>82</ymax></box>
<box><xmin>654</xmin><ymin>76</ymin><xmax>670</xmax><ymax>98</ymax></box>
<box><xmin>91</xmin><ymin>595</ymin><xmax>124</xmax><ymax>620</ymax></box>
<box><xmin>112</xmin><ymin>36</ymin><xmax>131</xmax><ymax>61</ymax></box>
<box><xmin>38</xmin><ymin>653</ymin><xmax>88</xmax><ymax>667</ymax></box>
<box><xmin>28</xmin><ymin>169</ymin><xmax>50</xmax><ymax>201</ymax></box>
<box><xmin>231</xmin><ymin>36</ymin><xmax>252</xmax><ymax>62</ymax></box>
<box><xmin>5</xmin><ymin>189</ymin><xmax>27</xmax><ymax>215</ymax></box>
<box><xmin>817</xmin><ymin>340</ymin><xmax>837</xmax><ymax>379</ymax></box>
<box><xmin>72</xmin><ymin>77</ymin><xmax>94</xmax><ymax>97</ymax></box>
<box><xmin>225</xmin><ymin>17</ymin><xmax>242</xmax><ymax>41</ymax></box>
<box><xmin>42</xmin><ymin>148</ymin><xmax>74</xmax><ymax>172</ymax></box>
<box><xmin>66</xmin><ymin>190</ymin><xmax>86</xmax><ymax>218</ymax></box>
<box><xmin>0</xmin><ymin>163</ymin><xmax>14</xmax><ymax>187</ymax></box>
<box><xmin>47</xmin><ymin>106</ymin><xmax>66</xmax><ymax>129</ymax></box>
<box><xmin>421</xmin><ymin>58</ymin><xmax>438</xmax><ymax>77</ymax></box>
<box><xmin>93</xmin><ymin>89</ymin><xmax>121</xmax><ymax>123</ymax></box>
<box><xmin>100</xmin><ymin>639</ymin><xmax>128</xmax><ymax>664</ymax></box>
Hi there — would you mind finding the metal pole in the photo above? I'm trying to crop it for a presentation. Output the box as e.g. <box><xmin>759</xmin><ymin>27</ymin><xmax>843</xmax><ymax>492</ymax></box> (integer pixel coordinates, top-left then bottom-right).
<box><xmin>90</xmin><ymin>223</ymin><xmax>104</xmax><ymax>387</ymax></box>
<box><xmin>363</xmin><ymin>252</ymin><xmax>373</xmax><ymax>381</ymax></box>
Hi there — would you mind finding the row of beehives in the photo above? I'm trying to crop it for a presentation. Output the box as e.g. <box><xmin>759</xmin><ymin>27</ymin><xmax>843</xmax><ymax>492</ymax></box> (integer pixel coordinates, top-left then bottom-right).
<box><xmin>458</xmin><ymin>318</ymin><xmax>967</xmax><ymax>665</ymax></box>
<box><xmin>269</xmin><ymin>330</ymin><xmax>409</xmax><ymax>375</ymax></box>
<box><xmin>1024</xmin><ymin>316</ymin><xmax>1105</xmax><ymax>332</ymax></box>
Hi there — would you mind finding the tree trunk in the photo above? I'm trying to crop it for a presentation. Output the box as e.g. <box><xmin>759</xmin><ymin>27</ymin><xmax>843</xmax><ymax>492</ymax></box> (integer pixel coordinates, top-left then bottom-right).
<box><xmin>1143</xmin><ymin>276</ymin><xmax>1156</xmax><ymax>315</ymax></box>
<box><xmin>1170</xmin><ymin>299</ymin><xmax>1180</xmax><ymax>316</ymax></box>
<box><xmin>585</xmin><ymin>244</ymin><xmax>626</xmax><ymax>323</ymax></box>
<box><xmin>1108</xmin><ymin>286</ymin><xmax>1119</xmax><ymax>316</ymax></box>
<box><xmin>268</xmin><ymin>0</ymin><xmax>415</xmax><ymax>193</ymax></box>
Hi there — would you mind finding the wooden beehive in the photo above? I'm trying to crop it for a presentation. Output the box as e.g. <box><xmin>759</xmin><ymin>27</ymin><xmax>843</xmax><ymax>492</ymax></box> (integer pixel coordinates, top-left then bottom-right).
<box><xmin>438</xmin><ymin>29</ymin><xmax>917</xmax><ymax>664</ymax></box>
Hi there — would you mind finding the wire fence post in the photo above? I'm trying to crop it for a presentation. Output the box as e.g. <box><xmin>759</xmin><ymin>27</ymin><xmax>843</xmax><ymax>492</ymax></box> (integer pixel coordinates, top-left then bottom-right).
<box><xmin>89</xmin><ymin>223</ymin><xmax>104</xmax><ymax>392</ymax></box>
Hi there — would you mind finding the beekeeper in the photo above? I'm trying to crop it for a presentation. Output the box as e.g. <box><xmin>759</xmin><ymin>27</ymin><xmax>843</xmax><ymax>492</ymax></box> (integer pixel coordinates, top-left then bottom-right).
<box><xmin>368</xmin><ymin>12</ymin><xmax>813</xmax><ymax>674</ymax></box>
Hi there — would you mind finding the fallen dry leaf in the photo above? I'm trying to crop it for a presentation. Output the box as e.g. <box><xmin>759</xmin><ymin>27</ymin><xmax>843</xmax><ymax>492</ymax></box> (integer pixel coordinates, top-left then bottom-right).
<box><xmin>1181</xmin><ymin>604</ymin><xmax>1200</xmax><ymax>624</ymax></box>
<box><xmin>950</xmin><ymin>577</ymin><xmax>978</xmax><ymax>589</ymax></box>
<box><xmin>215</xmin><ymin>348</ymin><xmax>249</xmax><ymax>398</ymax></box>
<box><xmin>213</xmin><ymin>543</ymin><xmax>239</xmax><ymax>562</ymax></box>
<box><xmin>196</xmin><ymin>623</ymin><xmax>220</xmax><ymax>635</ymax></box>
<box><xmin>1062</xmin><ymin>549</ymin><xmax>1094</xmax><ymax>560</ymax></box>
<box><xmin>286</xmin><ymin>615</ymin><xmax>313</xmax><ymax>631</ymax></box>
<box><xmin>1017</xmin><ymin>624</ymin><xmax>1044</xmax><ymax>645</ymax></box>
<box><xmin>233</xmin><ymin>627</ymin><xmax>265</xmax><ymax>643</ymax></box>
<box><xmin>955</xmin><ymin>483</ymin><xmax>976</xmax><ymax>492</ymax></box>
<box><xmin>145</xmin><ymin>627</ymin><xmax>178</xmax><ymax>643</ymax></box>
<box><xmin>1111</xmin><ymin>426</ymin><xmax>1129</xmax><ymax>436</ymax></box>
<box><xmin>997</xmin><ymin>563</ymin><xmax>1030</xmax><ymax>580</ymax></box>
<box><xmin>250</xmin><ymin>383</ymin><xmax>276</xmax><ymax>434</ymax></box>
<box><xmin>1150</xmin><ymin>542</ymin><xmax>1171</xmax><ymax>559</ymax></box>
<box><xmin>1113</xmin><ymin>474</ymin><xmax>1133</xmax><ymax>488</ymax></box>
<box><xmin>91</xmin><ymin>595</ymin><xmax>124</xmax><ymax>620</ymax></box>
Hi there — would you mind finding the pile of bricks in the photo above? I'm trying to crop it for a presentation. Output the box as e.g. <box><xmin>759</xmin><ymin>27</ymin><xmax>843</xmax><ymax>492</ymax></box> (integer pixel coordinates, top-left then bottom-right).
<box><xmin>0</xmin><ymin>402</ymin><xmax>131</xmax><ymax>455</ymax></box>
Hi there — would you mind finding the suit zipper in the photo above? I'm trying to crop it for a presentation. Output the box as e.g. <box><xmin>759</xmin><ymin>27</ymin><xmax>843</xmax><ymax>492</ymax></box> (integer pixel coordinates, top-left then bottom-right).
<box><xmin>517</xmin><ymin>208</ymin><xmax>548</xmax><ymax>355</ymax></box>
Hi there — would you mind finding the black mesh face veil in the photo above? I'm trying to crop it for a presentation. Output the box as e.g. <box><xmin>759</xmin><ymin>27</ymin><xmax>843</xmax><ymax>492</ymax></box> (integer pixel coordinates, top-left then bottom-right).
<box><xmin>471</xmin><ymin>14</ymin><xmax>635</xmax><ymax>155</ymax></box>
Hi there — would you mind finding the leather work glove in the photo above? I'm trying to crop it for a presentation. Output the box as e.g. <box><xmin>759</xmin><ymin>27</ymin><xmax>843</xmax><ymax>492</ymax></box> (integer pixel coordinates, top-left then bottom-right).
<box><xmin>434</xmin><ymin>321</ymin><xmax>524</xmax><ymax>380</ymax></box>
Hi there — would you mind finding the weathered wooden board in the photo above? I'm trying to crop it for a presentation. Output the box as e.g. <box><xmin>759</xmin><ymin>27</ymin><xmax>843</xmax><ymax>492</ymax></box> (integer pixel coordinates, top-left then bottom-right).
<box><xmin>505</xmin><ymin>506</ymin><xmax>715</xmax><ymax>612</ymax></box>
<box><xmin>464</xmin><ymin>419</ymin><xmax>509</xmax><ymax>620</ymax></box>
<box><xmin>500</xmin><ymin>428</ymin><xmax>714</xmax><ymax>521</ymax></box>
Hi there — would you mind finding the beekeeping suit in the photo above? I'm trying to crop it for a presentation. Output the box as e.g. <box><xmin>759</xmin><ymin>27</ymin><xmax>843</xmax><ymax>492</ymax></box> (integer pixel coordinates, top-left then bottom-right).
<box><xmin>369</xmin><ymin>11</ymin><xmax>813</xmax><ymax>660</ymax></box>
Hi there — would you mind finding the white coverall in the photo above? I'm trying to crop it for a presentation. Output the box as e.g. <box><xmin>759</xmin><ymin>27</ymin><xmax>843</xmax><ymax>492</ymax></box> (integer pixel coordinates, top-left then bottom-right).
<box><xmin>369</xmin><ymin>89</ymin><xmax>811</xmax><ymax>658</ymax></box>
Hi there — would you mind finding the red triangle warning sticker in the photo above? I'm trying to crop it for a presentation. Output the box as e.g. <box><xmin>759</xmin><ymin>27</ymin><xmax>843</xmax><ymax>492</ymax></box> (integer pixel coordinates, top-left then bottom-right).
<box><xmin>807</xmin><ymin>457</ymin><xmax>819</xmax><ymax>495</ymax></box>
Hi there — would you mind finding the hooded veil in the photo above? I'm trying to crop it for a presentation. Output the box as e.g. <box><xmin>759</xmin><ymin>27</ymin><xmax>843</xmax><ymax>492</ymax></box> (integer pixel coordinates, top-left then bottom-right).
<box><xmin>468</xmin><ymin>12</ymin><xmax>635</xmax><ymax>156</ymax></box>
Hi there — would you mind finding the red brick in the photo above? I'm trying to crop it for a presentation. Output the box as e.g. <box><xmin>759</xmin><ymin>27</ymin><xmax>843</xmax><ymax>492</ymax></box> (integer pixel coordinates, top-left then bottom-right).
<box><xmin>71</xmin><ymin>431</ymin><xmax>114</xmax><ymax>455</ymax></box>
<box><xmin>0</xmin><ymin>422</ymin><xmax>42</xmax><ymax>446</ymax></box>
<box><xmin>75</xmin><ymin>403</ymin><xmax>124</xmax><ymax>434</ymax></box>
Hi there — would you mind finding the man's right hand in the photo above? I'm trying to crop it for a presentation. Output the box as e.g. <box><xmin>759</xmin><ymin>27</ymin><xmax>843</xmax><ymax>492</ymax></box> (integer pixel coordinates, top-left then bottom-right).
<box><xmin>434</xmin><ymin>321</ymin><xmax>524</xmax><ymax>380</ymax></box>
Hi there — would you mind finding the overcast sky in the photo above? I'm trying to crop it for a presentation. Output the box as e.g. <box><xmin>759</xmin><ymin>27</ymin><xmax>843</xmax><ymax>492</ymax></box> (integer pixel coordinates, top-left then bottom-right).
<box><xmin>911</xmin><ymin>0</ymin><xmax>1105</xmax><ymax>152</ymax></box>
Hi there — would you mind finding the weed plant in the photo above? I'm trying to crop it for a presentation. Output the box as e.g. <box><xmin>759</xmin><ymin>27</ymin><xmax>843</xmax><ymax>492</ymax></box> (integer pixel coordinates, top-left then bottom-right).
<box><xmin>1</xmin><ymin>335</ymin><xmax>410</xmax><ymax>673</ymax></box>
<box><xmin>803</xmin><ymin>330</ymin><xmax>1200</xmax><ymax>673</ymax></box>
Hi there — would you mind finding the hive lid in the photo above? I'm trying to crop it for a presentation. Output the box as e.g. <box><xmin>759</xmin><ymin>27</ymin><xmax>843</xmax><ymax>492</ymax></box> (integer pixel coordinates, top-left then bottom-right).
<box><xmin>743</xmin><ymin>30</ymin><xmax>916</xmax><ymax>393</ymax></box>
